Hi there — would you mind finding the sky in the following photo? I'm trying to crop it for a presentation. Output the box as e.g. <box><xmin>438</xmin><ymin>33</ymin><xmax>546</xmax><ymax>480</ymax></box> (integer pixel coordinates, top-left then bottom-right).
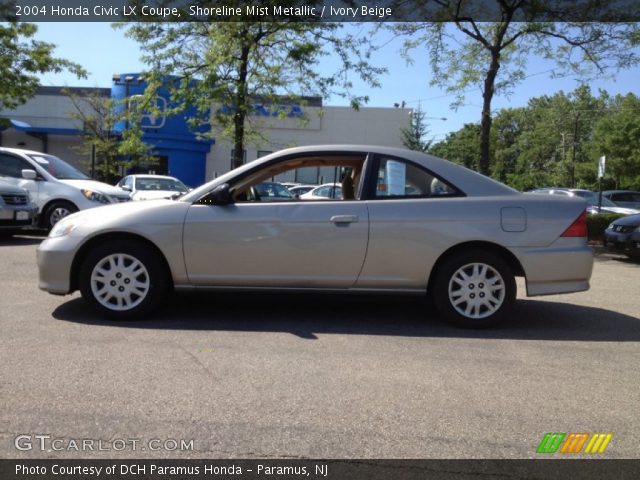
<box><xmin>32</xmin><ymin>22</ymin><xmax>640</xmax><ymax>143</ymax></box>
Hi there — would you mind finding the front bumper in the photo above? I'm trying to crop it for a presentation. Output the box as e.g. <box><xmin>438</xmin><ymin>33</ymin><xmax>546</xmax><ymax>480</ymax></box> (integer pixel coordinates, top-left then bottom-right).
<box><xmin>604</xmin><ymin>230</ymin><xmax>640</xmax><ymax>257</ymax></box>
<box><xmin>0</xmin><ymin>205</ymin><xmax>38</xmax><ymax>229</ymax></box>
<box><xmin>37</xmin><ymin>236</ymin><xmax>78</xmax><ymax>295</ymax></box>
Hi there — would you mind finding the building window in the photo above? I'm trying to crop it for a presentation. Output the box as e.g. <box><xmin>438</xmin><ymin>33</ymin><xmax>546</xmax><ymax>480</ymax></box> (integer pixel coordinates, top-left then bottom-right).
<box><xmin>257</xmin><ymin>150</ymin><xmax>272</xmax><ymax>158</ymax></box>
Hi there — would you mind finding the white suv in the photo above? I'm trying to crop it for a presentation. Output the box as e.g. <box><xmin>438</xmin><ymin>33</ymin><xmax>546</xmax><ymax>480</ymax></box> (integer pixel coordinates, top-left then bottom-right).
<box><xmin>0</xmin><ymin>147</ymin><xmax>130</xmax><ymax>229</ymax></box>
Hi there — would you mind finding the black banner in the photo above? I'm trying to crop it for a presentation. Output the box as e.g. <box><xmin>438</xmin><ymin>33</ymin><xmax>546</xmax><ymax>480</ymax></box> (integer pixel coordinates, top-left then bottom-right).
<box><xmin>3</xmin><ymin>0</ymin><xmax>640</xmax><ymax>22</ymax></box>
<box><xmin>2</xmin><ymin>459</ymin><xmax>640</xmax><ymax>480</ymax></box>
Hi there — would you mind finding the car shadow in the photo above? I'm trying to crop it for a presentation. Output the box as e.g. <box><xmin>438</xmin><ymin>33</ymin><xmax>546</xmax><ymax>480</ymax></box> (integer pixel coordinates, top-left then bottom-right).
<box><xmin>52</xmin><ymin>292</ymin><xmax>640</xmax><ymax>342</ymax></box>
<box><xmin>0</xmin><ymin>233</ymin><xmax>45</xmax><ymax>246</ymax></box>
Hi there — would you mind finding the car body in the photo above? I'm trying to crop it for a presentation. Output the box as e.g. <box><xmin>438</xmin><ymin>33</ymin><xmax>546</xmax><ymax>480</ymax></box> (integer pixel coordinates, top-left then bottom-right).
<box><xmin>300</xmin><ymin>183</ymin><xmax>343</xmax><ymax>200</ymax></box>
<box><xmin>528</xmin><ymin>188</ymin><xmax>640</xmax><ymax>215</ymax></box>
<box><xmin>115</xmin><ymin>174</ymin><xmax>190</xmax><ymax>201</ymax></box>
<box><xmin>37</xmin><ymin>145</ymin><xmax>594</xmax><ymax>328</ymax></box>
<box><xmin>602</xmin><ymin>190</ymin><xmax>640</xmax><ymax>210</ymax></box>
<box><xmin>0</xmin><ymin>179</ymin><xmax>38</xmax><ymax>233</ymax></box>
<box><xmin>288</xmin><ymin>184</ymin><xmax>315</xmax><ymax>196</ymax></box>
<box><xmin>0</xmin><ymin>147</ymin><xmax>130</xmax><ymax>229</ymax></box>
<box><xmin>603</xmin><ymin>213</ymin><xmax>640</xmax><ymax>259</ymax></box>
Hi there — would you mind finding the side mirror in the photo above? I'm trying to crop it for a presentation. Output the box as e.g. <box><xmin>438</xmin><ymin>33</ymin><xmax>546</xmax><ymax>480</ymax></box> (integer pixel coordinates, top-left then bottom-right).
<box><xmin>121</xmin><ymin>185</ymin><xmax>132</xmax><ymax>192</ymax></box>
<box><xmin>201</xmin><ymin>183</ymin><xmax>231</xmax><ymax>205</ymax></box>
<box><xmin>21</xmin><ymin>169</ymin><xmax>37</xmax><ymax>180</ymax></box>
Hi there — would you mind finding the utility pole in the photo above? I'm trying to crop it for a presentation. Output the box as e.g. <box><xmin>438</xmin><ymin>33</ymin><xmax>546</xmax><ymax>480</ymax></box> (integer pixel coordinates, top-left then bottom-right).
<box><xmin>571</xmin><ymin>112</ymin><xmax>580</xmax><ymax>188</ymax></box>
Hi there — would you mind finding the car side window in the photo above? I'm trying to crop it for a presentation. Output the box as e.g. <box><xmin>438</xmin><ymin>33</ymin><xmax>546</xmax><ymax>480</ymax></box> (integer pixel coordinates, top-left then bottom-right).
<box><xmin>0</xmin><ymin>154</ymin><xmax>32</xmax><ymax>178</ymax></box>
<box><xmin>373</xmin><ymin>157</ymin><xmax>458</xmax><ymax>198</ymax></box>
<box><xmin>230</xmin><ymin>155</ymin><xmax>367</xmax><ymax>203</ymax></box>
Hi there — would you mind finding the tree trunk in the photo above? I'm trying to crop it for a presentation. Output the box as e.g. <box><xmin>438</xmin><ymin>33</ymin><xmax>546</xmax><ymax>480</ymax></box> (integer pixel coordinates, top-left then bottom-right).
<box><xmin>232</xmin><ymin>43</ymin><xmax>251</xmax><ymax>170</ymax></box>
<box><xmin>479</xmin><ymin>52</ymin><xmax>500</xmax><ymax>176</ymax></box>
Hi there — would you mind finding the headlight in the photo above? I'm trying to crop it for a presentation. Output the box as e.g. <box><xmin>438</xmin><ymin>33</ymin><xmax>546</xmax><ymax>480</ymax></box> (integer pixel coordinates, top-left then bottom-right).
<box><xmin>81</xmin><ymin>189</ymin><xmax>111</xmax><ymax>204</ymax></box>
<box><xmin>607</xmin><ymin>222</ymin><xmax>616</xmax><ymax>230</ymax></box>
<box><xmin>49</xmin><ymin>218</ymin><xmax>80</xmax><ymax>238</ymax></box>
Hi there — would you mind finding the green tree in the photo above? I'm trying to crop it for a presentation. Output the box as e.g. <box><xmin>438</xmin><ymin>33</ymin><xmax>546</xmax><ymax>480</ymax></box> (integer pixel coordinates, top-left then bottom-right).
<box><xmin>395</xmin><ymin>3</ymin><xmax>639</xmax><ymax>176</ymax></box>
<box><xmin>119</xmin><ymin>5</ymin><xmax>383</xmax><ymax>169</ymax></box>
<box><xmin>401</xmin><ymin>105</ymin><xmax>433</xmax><ymax>152</ymax></box>
<box><xmin>429</xmin><ymin>123</ymin><xmax>481</xmax><ymax>171</ymax></box>
<box><xmin>587</xmin><ymin>94</ymin><xmax>640</xmax><ymax>190</ymax></box>
<box><xmin>0</xmin><ymin>18</ymin><xmax>86</xmax><ymax>118</ymax></box>
<box><xmin>430</xmin><ymin>85</ymin><xmax>614</xmax><ymax>191</ymax></box>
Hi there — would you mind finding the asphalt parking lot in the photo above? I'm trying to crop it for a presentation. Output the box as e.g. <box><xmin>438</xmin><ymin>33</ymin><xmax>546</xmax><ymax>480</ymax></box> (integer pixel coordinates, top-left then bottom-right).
<box><xmin>1</xmin><ymin>234</ymin><xmax>639</xmax><ymax>459</ymax></box>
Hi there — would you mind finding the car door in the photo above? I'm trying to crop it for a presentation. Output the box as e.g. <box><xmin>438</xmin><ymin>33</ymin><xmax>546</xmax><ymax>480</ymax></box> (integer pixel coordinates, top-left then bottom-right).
<box><xmin>356</xmin><ymin>154</ymin><xmax>464</xmax><ymax>290</ymax></box>
<box><xmin>183</xmin><ymin>200</ymin><xmax>369</xmax><ymax>288</ymax></box>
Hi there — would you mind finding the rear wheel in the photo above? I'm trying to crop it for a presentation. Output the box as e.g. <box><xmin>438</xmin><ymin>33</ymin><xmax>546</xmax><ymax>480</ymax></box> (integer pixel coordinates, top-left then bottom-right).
<box><xmin>79</xmin><ymin>240</ymin><xmax>169</xmax><ymax>319</ymax></box>
<box><xmin>432</xmin><ymin>249</ymin><xmax>516</xmax><ymax>328</ymax></box>
<box><xmin>43</xmin><ymin>201</ymin><xmax>77</xmax><ymax>230</ymax></box>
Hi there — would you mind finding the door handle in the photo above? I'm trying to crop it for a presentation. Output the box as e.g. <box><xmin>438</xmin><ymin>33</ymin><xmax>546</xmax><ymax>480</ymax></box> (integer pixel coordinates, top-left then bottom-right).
<box><xmin>330</xmin><ymin>215</ymin><xmax>358</xmax><ymax>224</ymax></box>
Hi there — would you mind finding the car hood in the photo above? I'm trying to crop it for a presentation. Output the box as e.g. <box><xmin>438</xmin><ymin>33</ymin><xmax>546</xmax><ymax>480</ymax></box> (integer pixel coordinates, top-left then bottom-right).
<box><xmin>132</xmin><ymin>190</ymin><xmax>182</xmax><ymax>200</ymax></box>
<box><xmin>63</xmin><ymin>198</ymin><xmax>190</xmax><ymax>235</ymax></box>
<box><xmin>611</xmin><ymin>213</ymin><xmax>640</xmax><ymax>226</ymax></box>
<box><xmin>0</xmin><ymin>179</ymin><xmax>28</xmax><ymax>195</ymax></box>
<box><xmin>59</xmin><ymin>179</ymin><xmax>129</xmax><ymax>197</ymax></box>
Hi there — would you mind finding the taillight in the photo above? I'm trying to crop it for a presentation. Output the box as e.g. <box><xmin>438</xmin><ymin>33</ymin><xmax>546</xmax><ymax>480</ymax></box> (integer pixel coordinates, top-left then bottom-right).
<box><xmin>561</xmin><ymin>210</ymin><xmax>588</xmax><ymax>237</ymax></box>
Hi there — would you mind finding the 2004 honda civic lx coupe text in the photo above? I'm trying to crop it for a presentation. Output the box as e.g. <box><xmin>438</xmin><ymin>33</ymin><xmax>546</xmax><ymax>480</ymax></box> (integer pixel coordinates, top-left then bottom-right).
<box><xmin>37</xmin><ymin>145</ymin><xmax>594</xmax><ymax>328</ymax></box>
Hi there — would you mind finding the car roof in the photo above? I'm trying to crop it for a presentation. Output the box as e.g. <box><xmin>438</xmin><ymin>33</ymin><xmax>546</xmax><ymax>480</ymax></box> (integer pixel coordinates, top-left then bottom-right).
<box><xmin>130</xmin><ymin>174</ymin><xmax>178</xmax><ymax>180</ymax></box>
<box><xmin>313</xmin><ymin>182</ymin><xmax>341</xmax><ymax>187</ymax></box>
<box><xmin>602</xmin><ymin>190</ymin><xmax>640</xmax><ymax>194</ymax></box>
<box><xmin>0</xmin><ymin>147</ymin><xmax>55</xmax><ymax>156</ymax></box>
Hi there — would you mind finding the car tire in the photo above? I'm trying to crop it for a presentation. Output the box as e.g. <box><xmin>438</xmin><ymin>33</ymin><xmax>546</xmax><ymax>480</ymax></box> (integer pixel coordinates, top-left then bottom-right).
<box><xmin>432</xmin><ymin>249</ymin><xmax>516</xmax><ymax>328</ymax></box>
<box><xmin>79</xmin><ymin>240</ymin><xmax>169</xmax><ymax>319</ymax></box>
<box><xmin>43</xmin><ymin>201</ymin><xmax>78</xmax><ymax>230</ymax></box>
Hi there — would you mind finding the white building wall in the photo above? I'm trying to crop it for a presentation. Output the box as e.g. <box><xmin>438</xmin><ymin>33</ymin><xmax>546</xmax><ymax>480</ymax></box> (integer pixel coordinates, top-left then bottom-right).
<box><xmin>0</xmin><ymin>89</ymin><xmax>104</xmax><ymax>169</ymax></box>
<box><xmin>3</xmin><ymin>90</ymin><xmax>412</xmax><ymax>184</ymax></box>
<box><xmin>206</xmin><ymin>106</ymin><xmax>411</xmax><ymax>181</ymax></box>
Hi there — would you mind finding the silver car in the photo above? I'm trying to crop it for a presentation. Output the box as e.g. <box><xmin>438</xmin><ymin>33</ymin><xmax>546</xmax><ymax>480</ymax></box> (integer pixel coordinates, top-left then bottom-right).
<box><xmin>602</xmin><ymin>190</ymin><xmax>640</xmax><ymax>210</ymax></box>
<box><xmin>0</xmin><ymin>179</ymin><xmax>38</xmax><ymax>233</ymax></box>
<box><xmin>37</xmin><ymin>145</ymin><xmax>594</xmax><ymax>328</ymax></box>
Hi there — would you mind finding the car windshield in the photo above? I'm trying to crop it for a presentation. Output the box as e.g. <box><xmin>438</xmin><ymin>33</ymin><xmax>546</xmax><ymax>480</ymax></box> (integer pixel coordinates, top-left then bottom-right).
<box><xmin>136</xmin><ymin>178</ymin><xmax>188</xmax><ymax>192</ymax></box>
<box><xmin>28</xmin><ymin>153</ymin><xmax>89</xmax><ymax>180</ymax></box>
<box><xmin>572</xmin><ymin>191</ymin><xmax>617</xmax><ymax>207</ymax></box>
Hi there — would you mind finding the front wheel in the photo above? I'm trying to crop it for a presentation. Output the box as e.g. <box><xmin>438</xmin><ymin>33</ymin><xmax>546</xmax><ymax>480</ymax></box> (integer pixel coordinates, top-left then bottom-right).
<box><xmin>432</xmin><ymin>249</ymin><xmax>516</xmax><ymax>328</ymax></box>
<box><xmin>79</xmin><ymin>241</ymin><xmax>169</xmax><ymax>319</ymax></box>
<box><xmin>43</xmin><ymin>201</ymin><xmax>77</xmax><ymax>230</ymax></box>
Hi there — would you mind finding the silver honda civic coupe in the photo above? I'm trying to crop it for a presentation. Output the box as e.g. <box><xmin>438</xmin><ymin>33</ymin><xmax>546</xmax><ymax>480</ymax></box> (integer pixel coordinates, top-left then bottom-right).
<box><xmin>37</xmin><ymin>145</ymin><xmax>593</xmax><ymax>328</ymax></box>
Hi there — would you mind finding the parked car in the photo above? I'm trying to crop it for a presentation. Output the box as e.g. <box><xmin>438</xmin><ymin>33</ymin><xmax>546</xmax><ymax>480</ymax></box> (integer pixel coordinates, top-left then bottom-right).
<box><xmin>528</xmin><ymin>188</ymin><xmax>640</xmax><ymax>215</ymax></box>
<box><xmin>116</xmin><ymin>174</ymin><xmax>190</xmax><ymax>201</ymax></box>
<box><xmin>251</xmin><ymin>182</ymin><xmax>294</xmax><ymax>202</ymax></box>
<box><xmin>602</xmin><ymin>190</ymin><xmax>640</xmax><ymax>210</ymax></box>
<box><xmin>603</xmin><ymin>213</ymin><xmax>640</xmax><ymax>259</ymax></box>
<box><xmin>288</xmin><ymin>184</ymin><xmax>315</xmax><ymax>196</ymax></box>
<box><xmin>300</xmin><ymin>183</ymin><xmax>343</xmax><ymax>200</ymax></box>
<box><xmin>37</xmin><ymin>145</ymin><xmax>594</xmax><ymax>328</ymax></box>
<box><xmin>0</xmin><ymin>147</ymin><xmax>130</xmax><ymax>229</ymax></box>
<box><xmin>0</xmin><ymin>179</ymin><xmax>38</xmax><ymax>235</ymax></box>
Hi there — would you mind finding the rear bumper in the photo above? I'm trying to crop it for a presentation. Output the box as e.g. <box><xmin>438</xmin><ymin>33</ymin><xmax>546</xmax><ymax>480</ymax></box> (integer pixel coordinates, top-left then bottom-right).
<box><xmin>514</xmin><ymin>239</ymin><xmax>594</xmax><ymax>296</ymax></box>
